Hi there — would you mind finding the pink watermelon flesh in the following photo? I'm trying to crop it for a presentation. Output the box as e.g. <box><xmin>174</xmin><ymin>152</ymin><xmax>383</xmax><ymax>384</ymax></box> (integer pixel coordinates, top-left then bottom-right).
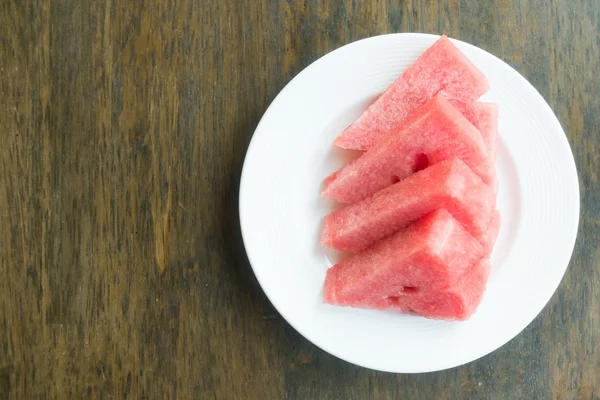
<box><xmin>449</xmin><ymin>100</ymin><xmax>499</xmax><ymax>195</ymax></box>
<box><xmin>448</xmin><ymin>98</ymin><xmax>479</xmax><ymax>128</ymax></box>
<box><xmin>450</xmin><ymin>100</ymin><xmax>498</xmax><ymax>160</ymax></box>
<box><xmin>479</xmin><ymin>210</ymin><xmax>501</xmax><ymax>257</ymax></box>
<box><xmin>391</xmin><ymin>259</ymin><xmax>490</xmax><ymax>321</ymax></box>
<box><xmin>321</xmin><ymin>158</ymin><xmax>495</xmax><ymax>253</ymax></box>
<box><xmin>323</xmin><ymin>209</ymin><xmax>485</xmax><ymax>308</ymax></box>
<box><xmin>322</xmin><ymin>94</ymin><xmax>493</xmax><ymax>204</ymax></box>
<box><xmin>476</xmin><ymin>102</ymin><xmax>499</xmax><ymax>195</ymax></box>
<box><xmin>473</xmin><ymin>102</ymin><xmax>498</xmax><ymax>162</ymax></box>
<box><xmin>333</xmin><ymin>35</ymin><xmax>489</xmax><ymax>151</ymax></box>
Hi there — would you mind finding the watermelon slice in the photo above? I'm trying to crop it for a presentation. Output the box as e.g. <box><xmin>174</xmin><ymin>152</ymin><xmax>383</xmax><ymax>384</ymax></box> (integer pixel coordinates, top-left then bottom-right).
<box><xmin>391</xmin><ymin>259</ymin><xmax>490</xmax><ymax>321</ymax></box>
<box><xmin>473</xmin><ymin>102</ymin><xmax>498</xmax><ymax>162</ymax></box>
<box><xmin>333</xmin><ymin>35</ymin><xmax>489</xmax><ymax>151</ymax></box>
<box><xmin>322</xmin><ymin>94</ymin><xmax>493</xmax><ymax>204</ymax></box>
<box><xmin>479</xmin><ymin>209</ymin><xmax>501</xmax><ymax>257</ymax></box>
<box><xmin>321</xmin><ymin>158</ymin><xmax>495</xmax><ymax>253</ymax></box>
<box><xmin>451</xmin><ymin>100</ymin><xmax>498</xmax><ymax>160</ymax></box>
<box><xmin>323</xmin><ymin>209</ymin><xmax>485</xmax><ymax>309</ymax></box>
<box><xmin>449</xmin><ymin>100</ymin><xmax>499</xmax><ymax>194</ymax></box>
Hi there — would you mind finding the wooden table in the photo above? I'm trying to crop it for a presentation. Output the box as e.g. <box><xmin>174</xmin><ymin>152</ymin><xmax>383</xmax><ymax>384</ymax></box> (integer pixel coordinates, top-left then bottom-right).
<box><xmin>1</xmin><ymin>1</ymin><xmax>598</xmax><ymax>398</ymax></box>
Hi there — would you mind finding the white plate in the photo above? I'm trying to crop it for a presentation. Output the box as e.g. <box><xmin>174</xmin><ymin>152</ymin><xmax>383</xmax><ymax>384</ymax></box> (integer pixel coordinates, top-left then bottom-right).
<box><xmin>239</xmin><ymin>33</ymin><xmax>579</xmax><ymax>373</ymax></box>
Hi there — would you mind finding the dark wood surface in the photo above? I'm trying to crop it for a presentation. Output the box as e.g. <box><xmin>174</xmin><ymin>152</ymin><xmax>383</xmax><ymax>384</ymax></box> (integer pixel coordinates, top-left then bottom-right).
<box><xmin>1</xmin><ymin>1</ymin><xmax>598</xmax><ymax>398</ymax></box>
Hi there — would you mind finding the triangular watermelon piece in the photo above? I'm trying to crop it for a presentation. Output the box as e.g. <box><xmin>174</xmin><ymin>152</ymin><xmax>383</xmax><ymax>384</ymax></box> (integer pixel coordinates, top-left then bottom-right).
<box><xmin>321</xmin><ymin>158</ymin><xmax>495</xmax><ymax>254</ymax></box>
<box><xmin>450</xmin><ymin>100</ymin><xmax>499</xmax><ymax>194</ymax></box>
<box><xmin>472</xmin><ymin>102</ymin><xmax>498</xmax><ymax>162</ymax></box>
<box><xmin>450</xmin><ymin>100</ymin><xmax>498</xmax><ymax>161</ymax></box>
<box><xmin>479</xmin><ymin>209</ymin><xmax>501</xmax><ymax>257</ymax></box>
<box><xmin>322</xmin><ymin>94</ymin><xmax>493</xmax><ymax>204</ymax></box>
<box><xmin>333</xmin><ymin>35</ymin><xmax>489</xmax><ymax>151</ymax></box>
<box><xmin>323</xmin><ymin>209</ymin><xmax>485</xmax><ymax>309</ymax></box>
<box><xmin>391</xmin><ymin>259</ymin><xmax>490</xmax><ymax>321</ymax></box>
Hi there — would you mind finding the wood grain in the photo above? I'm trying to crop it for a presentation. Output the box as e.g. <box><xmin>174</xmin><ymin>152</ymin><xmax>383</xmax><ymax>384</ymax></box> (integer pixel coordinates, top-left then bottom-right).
<box><xmin>1</xmin><ymin>0</ymin><xmax>598</xmax><ymax>398</ymax></box>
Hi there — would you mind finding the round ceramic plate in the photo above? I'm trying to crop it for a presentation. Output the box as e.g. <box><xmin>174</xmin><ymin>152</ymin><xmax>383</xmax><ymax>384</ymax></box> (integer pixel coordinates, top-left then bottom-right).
<box><xmin>239</xmin><ymin>33</ymin><xmax>579</xmax><ymax>373</ymax></box>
